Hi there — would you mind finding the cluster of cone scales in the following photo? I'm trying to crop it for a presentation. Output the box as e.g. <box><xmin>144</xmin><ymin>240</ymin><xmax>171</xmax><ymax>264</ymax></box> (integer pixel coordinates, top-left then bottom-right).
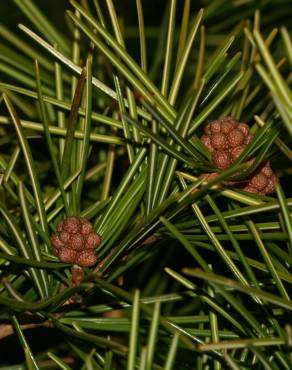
<box><xmin>201</xmin><ymin>117</ymin><xmax>277</xmax><ymax>195</ymax></box>
<box><xmin>51</xmin><ymin>217</ymin><xmax>101</xmax><ymax>267</ymax></box>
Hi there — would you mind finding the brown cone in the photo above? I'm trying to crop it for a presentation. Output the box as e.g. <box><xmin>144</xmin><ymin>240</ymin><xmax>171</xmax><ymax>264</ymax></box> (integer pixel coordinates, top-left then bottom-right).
<box><xmin>51</xmin><ymin>217</ymin><xmax>101</xmax><ymax>267</ymax></box>
<box><xmin>200</xmin><ymin>117</ymin><xmax>277</xmax><ymax>195</ymax></box>
<box><xmin>243</xmin><ymin>161</ymin><xmax>277</xmax><ymax>195</ymax></box>
<box><xmin>201</xmin><ymin>117</ymin><xmax>252</xmax><ymax>168</ymax></box>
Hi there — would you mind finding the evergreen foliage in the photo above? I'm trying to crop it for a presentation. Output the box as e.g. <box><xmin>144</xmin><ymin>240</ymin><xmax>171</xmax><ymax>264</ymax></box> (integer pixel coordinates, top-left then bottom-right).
<box><xmin>0</xmin><ymin>1</ymin><xmax>291</xmax><ymax>369</ymax></box>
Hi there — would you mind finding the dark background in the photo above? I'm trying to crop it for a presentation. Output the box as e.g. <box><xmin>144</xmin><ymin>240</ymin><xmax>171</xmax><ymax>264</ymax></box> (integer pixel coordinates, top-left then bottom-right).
<box><xmin>1</xmin><ymin>0</ymin><xmax>292</xmax><ymax>35</ymax></box>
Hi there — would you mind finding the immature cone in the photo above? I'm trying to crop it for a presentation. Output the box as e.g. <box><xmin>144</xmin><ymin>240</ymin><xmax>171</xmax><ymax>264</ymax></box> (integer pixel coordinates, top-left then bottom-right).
<box><xmin>201</xmin><ymin>117</ymin><xmax>252</xmax><ymax>169</ymax></box>
<box><xmin>51</xmin><ymin>217</ymin><xmax>101</xmax><ymax>267</ymax></box>
<box><xmin>200</xmin><ymin>117</ymin><xmax>277</xmax><ymax>195</ymax></box>
<box><xmin>243</xmin><ymin>161</ymin><xmax>277</xmax><ymax>195</ymax></box>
